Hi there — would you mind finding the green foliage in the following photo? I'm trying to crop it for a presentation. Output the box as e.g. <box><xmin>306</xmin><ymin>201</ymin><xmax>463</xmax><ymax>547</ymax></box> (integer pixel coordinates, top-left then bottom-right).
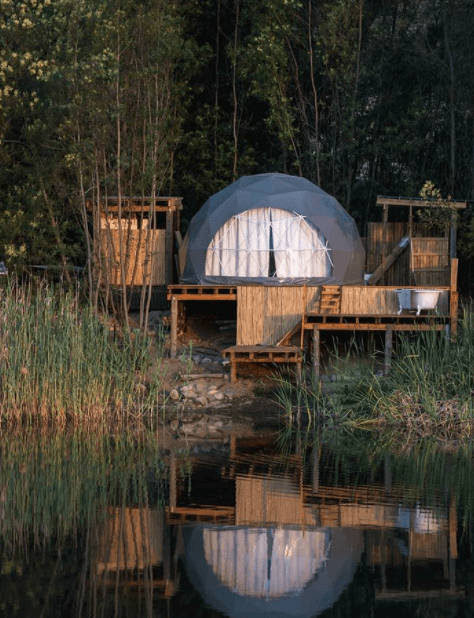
<box><xmin>417</xmin><ymin>180</ymin><xmax>457</xmax><ymax>230</ymax></box>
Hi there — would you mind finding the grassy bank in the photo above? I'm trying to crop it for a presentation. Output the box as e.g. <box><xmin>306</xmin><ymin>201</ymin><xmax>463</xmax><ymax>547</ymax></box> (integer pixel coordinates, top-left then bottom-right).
<box><xmin>277</xmin><ymin>311</ymin><xmax>474</xmax><ymax>438</ymax></box>
<box><xmin>0</xmin><ymin>282</ymin><xmax>166</xmax><ymax>423</ymax></box>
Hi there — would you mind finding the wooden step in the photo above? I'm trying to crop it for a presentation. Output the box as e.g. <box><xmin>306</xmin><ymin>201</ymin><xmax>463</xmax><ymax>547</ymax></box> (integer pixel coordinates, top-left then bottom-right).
<box><xmin>222</xmin><ymin>345</ymin><xmax>303</xmax><ymax>383</ymax></box>
<box><xmin>319</xmin><ymin>286</ymin><xmax>341</xmax><ymax>314</ymax></box>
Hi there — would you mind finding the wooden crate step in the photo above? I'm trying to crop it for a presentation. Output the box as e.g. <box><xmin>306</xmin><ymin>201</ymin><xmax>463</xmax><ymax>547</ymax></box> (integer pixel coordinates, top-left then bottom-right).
<box><xmin>222</xmin><ymin>345</ymin><xmax>303</xmax><ymax>383</ymax></box>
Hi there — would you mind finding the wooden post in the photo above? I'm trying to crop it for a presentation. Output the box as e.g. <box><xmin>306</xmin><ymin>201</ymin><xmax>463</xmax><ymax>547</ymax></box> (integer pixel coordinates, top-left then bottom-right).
<box><xmin>367</xmin><ymin>236</ymin><xmax>410</xmax><ymax>285</ymax></box>
<box><xmin>230</xmin><ymin>358</ymin><xmax>237</xmax><ymax>384</ymax></box>
<box><xmin>384</xmin><ymin>326</ymin><xmax>392</xmax><ymax>376</ymax></box>
<box><xmin>450</xmin><ymin>210</ymin><xmax>457</xmax><ymax>258</ymax></box>
<box><xmin>170</xmin><ymin>296</ymin><xmax>178</xmax><ymax>359</ymax></box>
<box><xmin>312</xmin><ymin>326</ymin><xmax>320</xmax><ymax>383</ymax></box>
<box><xmin>450</xmin><ymin>257</ymin><xmax>459</xmax><ymax>337</ymax></box>
<box><xmin>383</xmin><ymin>203</ymin><xmax>389</xmax><ymax>224</ymax></box>
<box><xmin>165</xmin><ymin>208</ymin><xmax>173</xmax><ymax>285</ymax></box>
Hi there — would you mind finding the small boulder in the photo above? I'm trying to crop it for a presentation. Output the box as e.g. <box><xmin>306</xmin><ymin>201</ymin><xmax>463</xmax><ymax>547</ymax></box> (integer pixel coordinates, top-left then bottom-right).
<box><xmin>169</xmin><ymin>388</ymin><xmax>180</xmax><ymax>401</ymax></box>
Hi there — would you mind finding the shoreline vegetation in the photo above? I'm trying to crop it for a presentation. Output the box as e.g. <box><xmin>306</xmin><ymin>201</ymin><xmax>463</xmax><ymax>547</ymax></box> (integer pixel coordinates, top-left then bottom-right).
<box><xmin>278</xmin><ymin>311</ymin><xmax>474</xmax><ymax>440</ymax></box>
<box><xmin>2</xmin><ymin>280</ymin><xmax>474</xmax><ymax>439</ymax></box>
<box><xmin>0</xmin><ymin>281</ymin><xmax>167</xmax><ymax>424</ymax></box>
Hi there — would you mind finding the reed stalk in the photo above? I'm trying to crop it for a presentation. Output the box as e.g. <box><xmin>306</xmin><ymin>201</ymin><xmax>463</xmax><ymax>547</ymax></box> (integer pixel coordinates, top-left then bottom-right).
<box><xmin>0</xmin><ymin>281</ymin><xmax>165</xmax><ymax>423</ymax></box>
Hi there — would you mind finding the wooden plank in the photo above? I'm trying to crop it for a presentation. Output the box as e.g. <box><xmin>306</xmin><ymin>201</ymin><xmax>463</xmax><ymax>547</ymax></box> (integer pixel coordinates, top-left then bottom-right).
<box><xmin>367</xmin><ymin>236</ymin><xmax>410</xmax><ymax>285</ymax></box>
<box><xmin>303</xmin><ymin>323</ymin><xmax>446</xmax><ymax>331</ymax></box>
<box><xmin>376</xmin><ymin>197</ymin><xmax>466</xmax><ymax>209</ymax></box>
<box><xmin>450</xmin><ymin>258</ymin><xmax>458</xmax><ymax>292</ymax></box>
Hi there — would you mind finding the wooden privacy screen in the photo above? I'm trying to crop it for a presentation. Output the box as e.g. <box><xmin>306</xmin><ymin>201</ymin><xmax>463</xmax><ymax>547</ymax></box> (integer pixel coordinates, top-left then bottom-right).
<box><xmin>237</xmin><ymin>286</ymin><xmax>321</xmax><ymax>345</ymax></box>
<box><xmin>366</xmin><ymin>223</ymin><xmax>449</xmax><ymax>286</ymax></box>
<box><xmin>100</xmin><ymin>228</ymin><xmax>166</xmax><ymax>286</ymax></box>
<box><xmin>411</xmin><ymin>237</ymin><xmax>449</xmax><ymax>285</ymax></box>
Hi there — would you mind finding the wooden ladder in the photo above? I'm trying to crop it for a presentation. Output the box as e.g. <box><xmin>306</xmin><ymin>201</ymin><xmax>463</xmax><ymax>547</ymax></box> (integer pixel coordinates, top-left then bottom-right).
<box><xmin>319</xmin><ymin>286</ymin><xmax>341</xmax><ymax>314</ymax></box>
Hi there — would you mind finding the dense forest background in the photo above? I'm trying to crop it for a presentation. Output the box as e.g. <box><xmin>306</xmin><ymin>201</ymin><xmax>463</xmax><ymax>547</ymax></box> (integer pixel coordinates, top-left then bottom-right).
<box><xmin>1</xmin><ymin>0</ymin><xmax>474</xmax><ymax>288</ymax></box>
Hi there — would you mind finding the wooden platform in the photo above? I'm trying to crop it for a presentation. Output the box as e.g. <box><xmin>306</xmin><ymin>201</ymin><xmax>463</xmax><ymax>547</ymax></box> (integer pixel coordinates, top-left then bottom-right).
<box><xmin>167</xmin><ymin>285</ymin><xmax>237</xmax><ymax>300</ymax></box>
<box><xmin>222</xmin><ymin>345</ymin><xmax>303</xmax><ymax>383</ymax></box>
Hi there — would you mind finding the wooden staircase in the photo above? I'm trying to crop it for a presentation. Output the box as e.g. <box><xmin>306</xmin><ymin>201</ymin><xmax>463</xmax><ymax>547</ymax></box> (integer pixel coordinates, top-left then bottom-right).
<box><xmin>319</xmin><ymin>286</ymin><xmax>341</xmax><ymax>314</ymax></box>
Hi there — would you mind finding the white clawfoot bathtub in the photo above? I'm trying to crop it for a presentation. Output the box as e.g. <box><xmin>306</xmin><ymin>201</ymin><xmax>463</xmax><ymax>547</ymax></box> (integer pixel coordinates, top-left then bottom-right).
<box><xmin>396</xmin><ymin>289</ymin><xmax>442</xmax><ymax>315</ymax></box>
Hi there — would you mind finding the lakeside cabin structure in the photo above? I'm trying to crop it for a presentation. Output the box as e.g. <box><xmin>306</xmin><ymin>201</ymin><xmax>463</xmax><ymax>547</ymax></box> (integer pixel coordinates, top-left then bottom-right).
<box><xmin>168</xmin><ymin>173</ymin><xmax>464</xmax><ymax>382</ymax></box>
<box><xmin>87</xmin><ymin>196</ymin><xmax>182</xmax><ymax>309</ymax></box>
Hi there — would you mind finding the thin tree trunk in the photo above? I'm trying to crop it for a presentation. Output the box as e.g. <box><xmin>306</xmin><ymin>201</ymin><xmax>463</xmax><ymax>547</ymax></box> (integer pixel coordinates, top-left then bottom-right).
<box><xmin>308</xmin><ymin>0</ymin><xmax>321</xmax><ymax>185</ymax></box>
<box><xmin>115</xmin><ymin>34</ymin><xmax>129</xmax><ymax>328</ymax></box>
<box><xmin>443</xmin><ymin>1</ymin><xmax>456</xmax><ymax>195</ymax></box>
<box><xmin>214</xmin><ymin>0</ymin><xmax>221</xmax><ymax>164</ymax></box>
<box><xmin>345</xmin><ymin>0</ymin><xmax>363</xmax><ymax>210</ymax></box>
<box><xmin>41</xmin><ymin>186</ymin><xmax>72</xmax><ymax>285</ymax></box>
<box><xmin>232</xmin><ymin>0</ymin><xmax>240</xmax><ymax>181</ymax></box>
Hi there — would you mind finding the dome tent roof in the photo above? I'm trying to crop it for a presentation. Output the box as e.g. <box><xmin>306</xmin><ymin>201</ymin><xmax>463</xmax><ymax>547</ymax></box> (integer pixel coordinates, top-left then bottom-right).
<box><xmin>181</xmin><ymin>173</ymin><xmax>365</xmax><ymax>285</ymax></box>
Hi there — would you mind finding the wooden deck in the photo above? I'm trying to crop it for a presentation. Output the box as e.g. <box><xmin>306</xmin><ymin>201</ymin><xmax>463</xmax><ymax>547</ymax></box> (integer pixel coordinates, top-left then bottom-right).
<box><xmin>168</xmin><ymin>260</ymin><xmax>458</xmax><ymax>381</ymax></box>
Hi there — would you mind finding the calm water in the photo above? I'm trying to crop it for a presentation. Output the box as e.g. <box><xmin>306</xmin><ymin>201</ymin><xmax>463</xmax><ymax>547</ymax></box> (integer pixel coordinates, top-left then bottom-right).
<box><xmin>1</xmin><ymin>428</ymin><xmax>474</xmax><ymax>617</ymax></box>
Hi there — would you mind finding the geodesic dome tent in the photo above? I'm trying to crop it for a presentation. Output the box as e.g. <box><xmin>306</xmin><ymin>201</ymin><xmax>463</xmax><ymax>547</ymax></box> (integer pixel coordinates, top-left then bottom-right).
<box><xmin>180</xmin><ymin>173</ymin><xmax>365</xmax><ymax>285</ymax></box>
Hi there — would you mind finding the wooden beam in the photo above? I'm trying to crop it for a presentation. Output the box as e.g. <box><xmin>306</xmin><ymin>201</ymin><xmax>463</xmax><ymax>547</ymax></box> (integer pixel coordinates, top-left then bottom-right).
<box><xmin>165</xmin><ymin>209</ymin><xmax>173</xmax><ymax>285</ymax></box>
<box><xmin>304</xmin><ymin>323</ymin><xmax>446</xmax><ymax>331</ymax></box>
<box><xmin>450</xmin><ymin>211</ymin><xmax>457</xmax><ymax>258</ymax></box>
<box><xmin>376</xmin><ymin>197</ymin><xmax>467</xmax><ymax>209</ymax></box>
<box><xmin>367</xmin><ymin>236</ymin><xmax>410</xmax><ymax>285</ymax></box>
<box><xmin>450</xmin><ymin>258</ymin><xmax>459</xmax><ymax>337</ymax></box>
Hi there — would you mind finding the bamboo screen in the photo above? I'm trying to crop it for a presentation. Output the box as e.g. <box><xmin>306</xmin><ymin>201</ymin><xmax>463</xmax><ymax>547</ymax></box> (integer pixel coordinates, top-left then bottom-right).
<box><xmin>341</xmin><ymin>287</ymin><xmax>449</xmax><ymax>315</ymax></box>
<box><xmin>237</xmin><ymin>286</ymin><xmax>321</xmax><ymax>345</ymax></box>
<box><xmin>411</xmin><ymin>238</ymin><xmax>450</xmax><ymax>285</ymax></box>
<box><xmin>99</xmin><ymin>228</ymin><xmax>166</xmax><ymax>286</ymax></box>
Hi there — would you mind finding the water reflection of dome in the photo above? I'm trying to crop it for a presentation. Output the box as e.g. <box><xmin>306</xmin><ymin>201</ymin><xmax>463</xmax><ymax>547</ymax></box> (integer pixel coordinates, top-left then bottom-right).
<box><xmin>184</xmin><ymin>526</ymin><xmax>363</xmax><ymax>618</ymax></box>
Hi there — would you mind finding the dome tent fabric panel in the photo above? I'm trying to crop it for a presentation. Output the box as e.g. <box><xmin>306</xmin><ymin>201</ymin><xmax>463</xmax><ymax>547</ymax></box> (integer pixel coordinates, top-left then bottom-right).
<box><xmin>181</xmin><ymin>173</ymin><xmax>365</xmax><ymax>286</ymax></box>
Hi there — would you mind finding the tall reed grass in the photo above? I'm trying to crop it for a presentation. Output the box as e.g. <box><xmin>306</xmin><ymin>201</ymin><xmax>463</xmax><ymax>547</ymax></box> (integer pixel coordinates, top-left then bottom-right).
<box><xmin>0</xmin><ymin>426</ymin><xmax>169</xmax><ymax>551</ymax></box>
<box><xmin>277</xmin><ymin>311</ymin><xmax>474</xmax><ymax>438</ymax></box>
<box><xmin>0</xmin><ymin>282</ymin><xmax>165</xmax><ymax>423</ymax></box>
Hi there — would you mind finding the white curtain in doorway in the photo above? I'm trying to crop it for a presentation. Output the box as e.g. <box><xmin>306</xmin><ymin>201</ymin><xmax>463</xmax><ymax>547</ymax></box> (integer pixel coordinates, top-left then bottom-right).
<box><xmin>205</xmin><ymin>207</ymin><xmax>331</xmax><ymax>278</ymax></box>
<box><xmin>205</xmin><ymin>208</ymin><xmax>270</xmax><ymax>277</ymax></box>
<box><xmin>271</xmin><ymin>209</ymin><xmax>331</xmax><ymax>278</ymax></box>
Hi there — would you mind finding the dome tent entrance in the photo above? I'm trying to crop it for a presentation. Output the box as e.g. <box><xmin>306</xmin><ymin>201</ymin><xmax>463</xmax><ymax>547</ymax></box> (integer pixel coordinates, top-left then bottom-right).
<box><xmin>181</xmin><ymin>173</ymin><xmax>365</xmax><ymax>286</ymax></box>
